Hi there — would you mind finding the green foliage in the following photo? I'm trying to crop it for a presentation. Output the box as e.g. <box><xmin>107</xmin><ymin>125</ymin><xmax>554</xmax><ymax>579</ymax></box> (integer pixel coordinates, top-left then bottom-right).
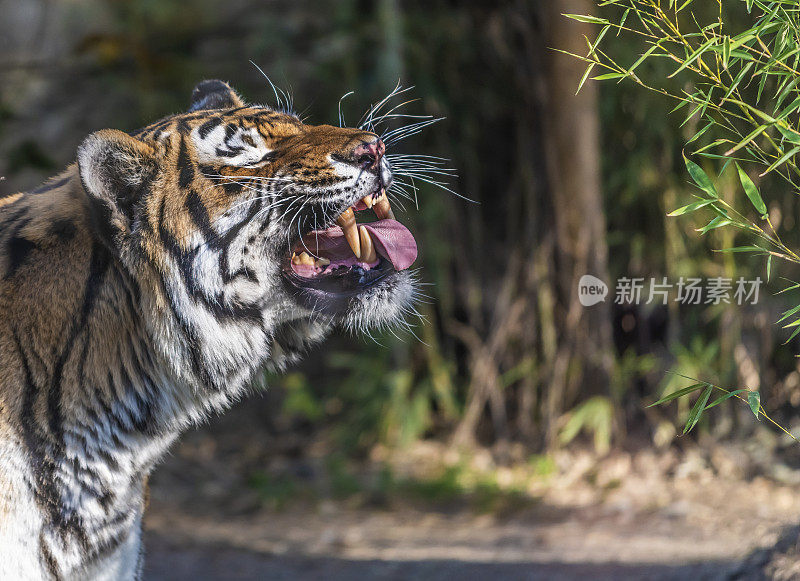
<box><xmin>398</xmin><ymin>465</ymin><xmax>463</xmax><ymax>502</ymax></box>
<box><xmin>280</xmin><ymin>372</ymin><xmax>323</xmax><ymax>422</ymax></box>
<box><xmin>528</xmin><ymin>454</ymin><xmax>557</xmax><ymax>478</ymax></box>
<box><xmin>684</xmin><ymin>384</ymin><xmax>713</xmax><ymax>434</ymax></box>
<box><xmin>247</xmin><ymin>471</ymin><xmax>300</xmax><ymax>510</ymax></box>
<box><xmin>748</xmin><ymin>389</ymin><xmax>762</xmax><ymax>418</ymax></box>
<box><xmin>326</xmin><ymin>347</ymin><xmax>429</xmax><ymax>453</ymax></box>
<box><xmin>662</xmin><ymin>336</ymin><xmax>721</xmax><ymax>386</ymax></box>
<box><xmin>386</xmin><ymin>463</ymin><xmax>534</xmax><ymax>514</ymax></box>
<box><xmin>569</xmin><ymin>0</ymin><xmax>800</xmax><ymax>435</ymax></box>
<box><xmin>610</xmin><ymin>348</ymin><xmax>658</xmax><ymax>400</ymax></box>
<box><xmin>558</xmin><ymin>396</ymin><xmax>614</xmax><ymax>454</ymax></box>
<box><xmin>648</xmin><ymin>381</ymin><xmax>708</xmax><ymax>408</ymax></box>
<box><xmin>275</xmin><ymin>334</ymin><xmax>458</xmax><ymax>456</ymax></box>
<box><xmin>248</xmin><ymin>457</ymin><xmax>541</xmax><ymax>514</ymax></box>
<box><xmin>643</xmin><ymin>373</ymin><xmax>797</xmax><ymax>440</ymax></box>
<box><xmin>325</xmin><ymin>456</ymin><xmax>362</xmax><ymax>499</ymax></box>
<box><xmin>569</xmin><ymin>1</ymin><xmax>800</xmax><ymax>269</ymax></box>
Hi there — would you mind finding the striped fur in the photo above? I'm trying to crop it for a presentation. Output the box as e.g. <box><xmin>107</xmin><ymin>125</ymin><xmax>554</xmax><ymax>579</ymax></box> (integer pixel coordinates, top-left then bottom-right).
<box><xmin>0</xmin><ymin>80</ymin><xmax>416</xmax><ymax>579</ymax></box>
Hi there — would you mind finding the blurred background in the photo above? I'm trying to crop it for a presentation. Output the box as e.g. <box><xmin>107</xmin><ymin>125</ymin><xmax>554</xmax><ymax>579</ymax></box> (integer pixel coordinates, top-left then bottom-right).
<box><xmin>4</xmin><ymin>0</ymin><xmax>800</xmax><ymax>578</ymax></box>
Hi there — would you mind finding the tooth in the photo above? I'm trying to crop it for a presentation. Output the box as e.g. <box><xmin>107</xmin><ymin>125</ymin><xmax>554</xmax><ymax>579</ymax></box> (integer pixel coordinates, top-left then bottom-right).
<box><xmin>291</xmin><ymin>252</ymin><xmax>300</xmax><ymax>265</ymax></box>
<box><xmin>315</xmin><ymin>257</ymin><xmax>330</xmax><ymax>267</ymax></box>
<box><xmin>359</xmin><ymin>225</ymin><xmax>377</xmax><ymax>263</ymax></box>
<box><xmin>336</xmin><ymin>207</ymin><xmax>361</xmax><ymax>259</ymax></box>
<box><xmin>298</xmin><ymin>252</ymin><xmax>315</xmax><ymax>266</ymax></box>
<box><xmin>361</xmin><ymin>195</ymin><xmax>373</xmax><ymax>209</ymax></box>
<box><xmin>373</xmin><ymin>189</ymin><xmax>395</xmax><ymax>220</ymax></box>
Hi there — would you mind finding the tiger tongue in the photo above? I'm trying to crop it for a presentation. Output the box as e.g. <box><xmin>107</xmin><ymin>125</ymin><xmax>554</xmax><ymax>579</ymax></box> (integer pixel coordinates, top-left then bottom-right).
<box><xmin>304</xmin><ymin>220</ymin><xmax>417</xmax><ymax>271</ymax></box>
<box><xmin>360</xmin><ymin>220</ymin><xmax>417</xmax><ymax>271</ymax></box>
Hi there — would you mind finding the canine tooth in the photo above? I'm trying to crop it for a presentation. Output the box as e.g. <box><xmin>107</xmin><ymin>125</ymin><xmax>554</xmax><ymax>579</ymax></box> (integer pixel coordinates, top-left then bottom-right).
<box><xmin>336</xmin><ymin>207</ymin><xmax>361</xmax><ymax>259</ymax></box>
<box><xmin>359</xmin><ymin>225</ymin><xmax>377</xmax><ymax>263</ymax></box>
<box><xmin>361</xmin><ymin>195</ymin><xmax>373</xmax><ymax>208</ymax></box>
<box><xmin>373</xmin><ymin>189</ymin><xmax>395</xmax><ymax>220</ymax></box>
<box><xmin>298</xmin><ymin>252</ymin><xmax>315</xmax><ymax>266</ymax></box>
<box><xmin>315</xmin><ymin>257</ymin><xmax>330</xmax><ymax>267</ymax></box>
<box><xmin>291</xmin><ymin>252</ymin><xmax>300</xmax><ymax>265</ymax></box>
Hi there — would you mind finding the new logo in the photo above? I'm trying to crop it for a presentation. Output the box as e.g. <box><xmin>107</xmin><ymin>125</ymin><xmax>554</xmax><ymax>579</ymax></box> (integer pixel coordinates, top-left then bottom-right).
<box><xmin>578</xmin><ymin>274</ymin><xmax>608</xmax><ymax>307</ymax></box>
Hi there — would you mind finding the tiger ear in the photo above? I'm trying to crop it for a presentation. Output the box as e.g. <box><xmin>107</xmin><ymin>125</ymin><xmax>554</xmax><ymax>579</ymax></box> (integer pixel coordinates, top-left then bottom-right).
<box><xmin>77</xmin><ymin>129</ymin><xmax>159</xmax><ymax>246</ymax></box>
<box><xmin>188</xmin><ymin>80</ymin><xmax>244</xmax><ymax>112</ymax></box>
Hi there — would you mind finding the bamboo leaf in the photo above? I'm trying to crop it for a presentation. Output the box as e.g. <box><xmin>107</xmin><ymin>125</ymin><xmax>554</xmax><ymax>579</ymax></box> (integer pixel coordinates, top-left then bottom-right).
<box><xmin>776</xmin><ymin>281</ymin><xmax>800</xmax><ymax>295</ymax></box>
<box><xmin>693</xmin><ymin>139</ymin><xmax>730</xmax><ymax>155</ymax></box>
<box><xmin>777</xmin><ymin>302</ymin><xmax>800</xmax><ymax>323</ymax></box>
<box><xmin>564</xmin><ymin>14</ymin><xmax>609</xmax><ymax>25</ymax></box>
<box><xmin>723</xmin><ymin>62</ymin><xmax>753</xmax><ymax>101</ymax></box>
<box><xmin>686</xmin><ymin>122</ymin><xmax>714</xmax><ymax>146</ymax></box>
<box><xmin>736</xmin><ymin>163</ymin><xmax>767</xmax><ymax>215</ymax></box>
<box><xmin>669</xmin><ymin>37</ymin><xmax>716</xmax><ymax>78</ymax></box>
<box><xmin>592</xmin><ymin>72</ymin><xmax>627</xmax><ymax>80</ymax></box>
<box><xmin>716</xmin><ymin>245</ymin><xmax>767</xmax><ymax>253</ymax></box>
<box><xmin>748</xmin><ymin>391</ymin><xmax>760</xmax><ymax>419</ymax></box>
<box><xmin>617</xmin><ymin>8</ymin><xmax>630</xmax><ymax>35</ymax></box>
<box><xmin>577</xmin><ymin>63</ymin><xmax>595</xmax><ymax>94</ymax></box>
<box><xmin>628</xmin><ymin>42</ymin><xmax>662</xmax><ymax>75</ymax></box>
<box><xmin>667</xmin><ymin>199</ymin><xmax>716</xmax><ymax>216</ymax></box>
<box><xmin>705</xmin><ymin>389</ymin><xmax>748</xmax><ymax>410</ymax></box>
<box><xmin>683</xmin><ymin>385</ymin><xmax>713</xmax><ymax>434</ymax></box>
<box><xmin>778</xmin><ymin>97</ymin><xmax>800</xmax><ymax>119</ymax></box>
<box><xmin>698</xmin><ymin>217</ymin><xmax>732</xmax><ymax>234</ymax></box>
<box><xmin>760</xmin><ymin>146</ymin><xmax>800</xmax><ymax>177</ymax></box>
<box><xmin>729</xmin><ymin>33</ymin><xmax>755</xmax><ymax>52</ymax></box>
<box><xmin>647</xmin><ymin>383</ymin><xmax>706</xmax><ymax>408</ymax></box>
<box><xmin>684</xmin><ymin>155</ymin><xmax>718</xmax><ymax>197</ymax></box>
<box><xmin>785</xmin><ymin>324</ymin><xmax>800</xmax><ymax>344</ymax></box>
<box><xmin>724</xmin><ymin>124</ymin><xmax>770</xmax><ymax>156</ymax></box>
<box><xmin>724</xmin><ymin>98</ymin><xmax>777</xmax><ymax>123</ymax></box>
<box><xmin>777</xmin><ymin>125</ymin><xmax>800</xmax><ymax>145</ymax></box>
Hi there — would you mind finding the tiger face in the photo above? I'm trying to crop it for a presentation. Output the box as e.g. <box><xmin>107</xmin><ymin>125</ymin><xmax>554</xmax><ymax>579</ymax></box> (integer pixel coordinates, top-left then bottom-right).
<box><xmin>77</xmin><ymin>81</ymin><xmax>418</xmax><ymax>380</ymax></box>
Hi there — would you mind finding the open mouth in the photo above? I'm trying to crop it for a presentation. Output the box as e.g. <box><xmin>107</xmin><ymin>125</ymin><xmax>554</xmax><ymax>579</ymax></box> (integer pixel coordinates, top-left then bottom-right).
<box><xmin>282</xmin><ymin>189</ymin><xmax>418</xmax><ymax>301</ymax></box>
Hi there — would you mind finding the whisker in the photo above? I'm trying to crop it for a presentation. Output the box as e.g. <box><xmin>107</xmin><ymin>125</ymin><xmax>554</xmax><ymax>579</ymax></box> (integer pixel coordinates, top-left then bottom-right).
<box><xmin>381</xmin><ymin>116</ymin><xmax>443</xmax><ymax>138</ymax></box>
<box><xmin>364</xmin><ymin>98</ymin><xmax>425</xmax><ymax>128</ymax></box>
<box><xmin>399</xmin><ymin>173</ymin><xmax>474</xmax><ymax>203</ymax></box>
<box><xmin>359</xmin><ymin>80</ymin><xmax>403</xmax><ymax>129</ymax></box>
<box><xmin>382</xmin><ymin>118</ymin><xmax>445</xmax><ymax>145</ymax></box>
<box><xmin>393</xmin><ymin>167</ymin><xmax>458</xmax><ymax>178</ymax></box>
<box><xmin>359</xmin><ymin>82</ymin><xmax>415</xmax><ymax>131</ymax></box>
<box><xmin>339</xmin><ymin>90</ymin><xmax>355</xmax><ymax>128</ymax></box>
<box><xmin>389</xmin><ymin>177</ymin><xmax>420</xmax><ymax>209</ymax></box>
<box><xmin>387</xmin><ymin>182</ymin><xmax>417</xmax><ymax>206</ymax></box>
<box><xmin>386</xmin><ymin>153</ymin><xmax>450</xmax><ymax>162</ymax></box>
<box><xmin>250</xmin><ymin>60</ymin><xmax>285</xmax><ymax>112</ymax></box>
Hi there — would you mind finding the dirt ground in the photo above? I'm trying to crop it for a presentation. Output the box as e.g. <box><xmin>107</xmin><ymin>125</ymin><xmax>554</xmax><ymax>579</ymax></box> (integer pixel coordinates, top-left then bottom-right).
<box><xmin>141</xmin><ymin>482</ymin><xmax>795</xmax><ymax>580</ymax></box>
<box><xmin>142</xmin><ymin>500</ymin><xmax>744</xmax><ymax>580</ymax></box>
<box><xmin>140</xmin><ymin>412</ymin><xmax>800</xmax><ymax>580</ymax></box>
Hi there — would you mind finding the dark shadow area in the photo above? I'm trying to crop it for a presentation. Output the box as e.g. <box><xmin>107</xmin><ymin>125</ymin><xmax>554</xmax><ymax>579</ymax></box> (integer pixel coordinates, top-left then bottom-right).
<box><xmin>143</xmin><ymin>534</ymin><xmax>737</xmax><ymax>581</ymax></box>
<box><xmin>728</xmin><ymin>524</ymin><xmax>800</xmax><ymax>580</ymax></box>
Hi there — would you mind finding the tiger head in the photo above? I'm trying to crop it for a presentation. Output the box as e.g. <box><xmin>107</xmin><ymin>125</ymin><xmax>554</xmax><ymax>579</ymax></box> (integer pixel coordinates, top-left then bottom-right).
<box><xmin>76</xmin><ymin>80</ymin><xmax>419</xmax><ymax>381</ymax></box>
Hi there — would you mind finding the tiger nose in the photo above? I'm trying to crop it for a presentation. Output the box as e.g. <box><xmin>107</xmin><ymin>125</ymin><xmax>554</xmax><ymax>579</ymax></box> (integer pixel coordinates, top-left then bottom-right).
<box><xmin>351</xmin><ymin>138</ymin><xmax>385</xmax><ymax>171</ymax></box>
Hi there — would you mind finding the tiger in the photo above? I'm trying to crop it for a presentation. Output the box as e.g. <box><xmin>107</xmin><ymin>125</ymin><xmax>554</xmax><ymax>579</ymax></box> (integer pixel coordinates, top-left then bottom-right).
<box><xmin>0</xmin><ymin>79</ymin><xmax>419</xmax><ymax>580</ymax></box>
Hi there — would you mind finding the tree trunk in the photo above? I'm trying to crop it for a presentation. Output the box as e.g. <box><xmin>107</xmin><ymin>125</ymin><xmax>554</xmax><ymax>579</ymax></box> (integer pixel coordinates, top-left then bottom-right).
<box><xmin>451</xmin><ymin>0</ymin><xmax>613</xmax><ymax>448</ymax></box>
<box><xmin>540</xmin><ymin>0</ymin><xmax>613</xmax><ymax>442</ymax></box>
